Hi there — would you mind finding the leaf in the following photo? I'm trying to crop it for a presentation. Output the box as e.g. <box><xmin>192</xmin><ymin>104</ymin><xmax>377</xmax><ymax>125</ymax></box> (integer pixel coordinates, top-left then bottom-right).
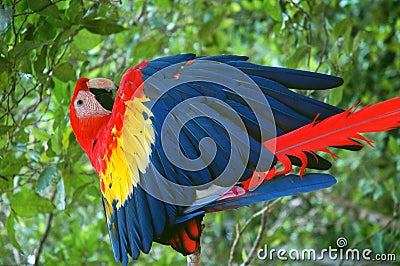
<box><xmin>53</xmin><ymin>62</ymin><xmax>75</xmax><ymax>82</ymax></box>
<box><xmin>14</xmin><ymin>128</ymin><xmax>29</xmax><ymax>143</ymax></box>
<box><xmin>332</xmin><ymin>18</ymin><xmax>352</xmax><ymax>38</ymax></box>
<box><xmin>198</xmin><ymin>16</ymin><xmax>221</xmax><ymax>40</ymax></box>
<box><xmin>66</xmin><ymin>0</ymin><xmax>83</xmax><ymax>23</ymax></box>
<box><xmin>18</xmin><ymin>55</ymin><xmax>33</xmax><ymax>74</ymax></box>
<box><xmin>34</xmin><ymin>45</ymin><xmax>48</xmax><ymax>83</ymax></box>
<box><xmin>27</xmin><ymin>0</ymin><xmax>51</xmax><ymax>12</ymax></box>
<box><xmin>328</xmin><ymin>86</ymin><xmax>343</xmax><ymax>106</ymax></box>
<box><xmin>69</xmin><ymin>44</ymin><xmax>86</xmax><ymax>61</ymax></box>
<box><xmin>52</xmin><ymin>79</ymin><xmax>69</xmax><ymax>107</ymax></box>
<box><xmin>10</xmin><ymin>40</ymin><xmax>52</xmax><ymax>60</ymax></box>
<box><xmin>49</xmin><ymin>26</ymin><xmax>76</xmax><ymax>58</ymax></box>
<box><xmin>38</xmin><ymin>2</ymin><xmax>60</xmax><ymax>18</ymax></box>
<box><xmin>36</xmin><ymin>165</ymin><xmax>58</xmax><ymax>193</ymax></box>
<box><xmin>265</xmin><ymin>0</ymin><xmax>282</xmax><ymax>21</ymax></box>
<box><xmin>132</xmin><ymin>36</ymin><xmax>163</xmax><ymax>59</ymax></box>
<box><xmin>0</xmin><ymin>59</ymin><xmax>10</xmax><ymax>76</ymax></box>
<box><xmin>62</xmin><ymin>127</ymin><xmax>72</xmax><ymax>152</ymax></box>
<box><xmin>82</xmin><ymin>18</ymin><xmax>125</xmax><ymax>35</ymax></box>
<box><xmin>51</xmin><ymin>127</ymin><xmax>62</xmax><ymax>154</ymax></box>
<box><xmin>387</xmin><ymin>136</ymin><xmax>400</xmax><ymax>155</ymax></box>
<box><xmin>0</xmin><ymin>125</ymin><xmax>13</xmax><ymax>135</ymax></box>
<box><xmin>10</xmin><ymin>189</ymin><xmax>55</xmax><ymax>217</ymax></box>
<box><xmin>286</xmin><ymin>46</ymin><xmax>309</xmax><ymax>68</ymax></box>
<box><xmin>6</xmin><ymin>212</ymin><xmax>22</xmax><ymax>252</ymax></box>
<box><xmin>66</xmin><ymin>182</ymin><xmax>93</xmax><ymax>211</ymax></box>
<box><xmin>30</xmin><ymin>127</ymin><xmax>52</xmax><ymax>142</ymax></box>
<box><xmin>73</xmin><ymin>29</ymin><xmax>103</xmax><ymax>51</ymax></box>
<box><xmin>3</xmin><ymin>155</ymin><xmax>27</xmax><ymax>176</ymax></box>
<box><xmin>0</xmin><ymin>174</ymin><xmax>12</xmax><ymax>190</ymax></box>
<box><xmin>34</xmin><ymin>20</ymin><xmax>56</xmax><ymax>42</ymax></box>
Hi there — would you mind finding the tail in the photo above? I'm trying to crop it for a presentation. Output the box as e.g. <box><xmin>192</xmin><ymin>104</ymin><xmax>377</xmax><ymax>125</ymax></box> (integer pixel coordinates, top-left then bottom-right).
<box><xmin>203</xmin><ymin>173</ymin><xmax>336</xmax><ymax>212</ymax></box>
<box><xmin>244</xmin><ymin>97</ymin><xmax>400</xmax><ymax>190</ymax></box>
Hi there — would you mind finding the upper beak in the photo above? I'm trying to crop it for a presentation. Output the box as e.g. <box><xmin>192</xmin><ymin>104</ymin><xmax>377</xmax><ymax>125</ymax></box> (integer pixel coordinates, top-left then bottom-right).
<box><xmin>87</xmin><ymin>78</ymin><xmax>118</xmax><ymax>91</ymax></box>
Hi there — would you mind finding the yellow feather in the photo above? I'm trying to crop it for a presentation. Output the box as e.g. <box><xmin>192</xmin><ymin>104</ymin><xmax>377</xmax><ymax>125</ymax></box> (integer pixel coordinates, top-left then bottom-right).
<box><xmin>100</xmin><ymin>97</ymin><xmax>155</xmax><ymax>208</ymax></box>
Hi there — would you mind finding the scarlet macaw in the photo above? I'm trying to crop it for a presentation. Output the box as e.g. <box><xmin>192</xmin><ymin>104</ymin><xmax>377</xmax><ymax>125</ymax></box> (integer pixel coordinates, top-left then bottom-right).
<box><xmin>69</xmin><ymin>54</ymin><xmax>400</xmax><ymax>265</ymax></box>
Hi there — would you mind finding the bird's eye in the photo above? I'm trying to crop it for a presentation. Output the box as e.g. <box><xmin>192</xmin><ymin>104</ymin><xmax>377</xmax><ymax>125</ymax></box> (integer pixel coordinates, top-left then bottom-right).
<box><xmin>76</xmin><ymin>99</ymin><xmax>84</xmax><ymax>106</ymax></box>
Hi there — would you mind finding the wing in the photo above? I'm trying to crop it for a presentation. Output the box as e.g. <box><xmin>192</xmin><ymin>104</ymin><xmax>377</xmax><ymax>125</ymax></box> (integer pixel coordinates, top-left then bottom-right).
<box><xmin>98</xmin><ymin>54</ymin><xmax>345</xmax><ymax>264</ymax></box>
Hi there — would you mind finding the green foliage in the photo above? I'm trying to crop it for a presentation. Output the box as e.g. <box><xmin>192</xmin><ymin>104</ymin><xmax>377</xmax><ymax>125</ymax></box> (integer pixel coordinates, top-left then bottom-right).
<box><xmin>0</xmin><ymin>0</ymin><xmax>399</xmax><ymax>265</ymax></box>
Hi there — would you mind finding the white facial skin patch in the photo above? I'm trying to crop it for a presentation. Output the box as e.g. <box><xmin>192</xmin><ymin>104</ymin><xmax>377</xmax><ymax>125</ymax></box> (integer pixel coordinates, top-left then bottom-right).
<box><xmin>74</xmin><ymin>90</ymin><xmax>111</xmax><ymax>119</ymax></box>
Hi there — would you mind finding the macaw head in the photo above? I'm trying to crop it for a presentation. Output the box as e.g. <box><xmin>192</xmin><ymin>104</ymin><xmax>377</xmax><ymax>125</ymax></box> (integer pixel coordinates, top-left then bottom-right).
<box><xmin>69</xmin><ymin>77</ymin><xmax>117</xmax><ymax>156</ymax></box>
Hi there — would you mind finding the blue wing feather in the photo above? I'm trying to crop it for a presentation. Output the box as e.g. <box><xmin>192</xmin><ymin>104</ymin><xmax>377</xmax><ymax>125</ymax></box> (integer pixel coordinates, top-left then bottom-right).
<box><xmin>133</xmin><ymin>187</ymin><xmax>153</xmax><ymax>252</ymax></box>
<box><xmin>196</xmin><ymin>54</ymin><xmax>249</xmax><ymax>62</ymax></box>
<box><xmin>202</xmin><ymin>173</ymin><xmax>337</xmax><ymax>213</ymax></box>
<box><xmin>124</xmin><ymin>198</ymin><xmax>142</xmax><ymax>258</ymax></box>
<box><xmin>228</xmin><ymin>61</ymin><xmax>344</xmax><ymax>89</ymax></box>
<box><xmin>116</xmin><ymin>205</ymin><xmax>129</xmax><ymax>265</ymax></box>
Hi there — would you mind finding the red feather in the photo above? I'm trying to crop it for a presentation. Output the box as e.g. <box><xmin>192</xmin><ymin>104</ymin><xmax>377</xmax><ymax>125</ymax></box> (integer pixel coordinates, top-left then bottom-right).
<box><xmin>243</xmin><ymin>97</ymin><xmax>400</xmax><ymax>190</ymax></box>
<box><xmin>157</xmin><ymin>216</ymin><xmax>203</xmax><ymax>255</ymax></box>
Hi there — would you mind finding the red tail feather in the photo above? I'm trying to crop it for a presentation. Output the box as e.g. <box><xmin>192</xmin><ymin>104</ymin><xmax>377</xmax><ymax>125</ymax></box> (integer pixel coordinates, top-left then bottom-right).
<box><xmin>244</xmin><ymin>98</ymin><xmax>400</xmax><ymax>191</ymax></box>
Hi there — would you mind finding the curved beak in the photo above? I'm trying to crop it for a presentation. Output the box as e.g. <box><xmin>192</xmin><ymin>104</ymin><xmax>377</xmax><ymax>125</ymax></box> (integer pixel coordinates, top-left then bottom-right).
<box><xmin>87</xmin><ymin>78</ymin><xmax>118</xmax><ymax>91</ymax></box>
